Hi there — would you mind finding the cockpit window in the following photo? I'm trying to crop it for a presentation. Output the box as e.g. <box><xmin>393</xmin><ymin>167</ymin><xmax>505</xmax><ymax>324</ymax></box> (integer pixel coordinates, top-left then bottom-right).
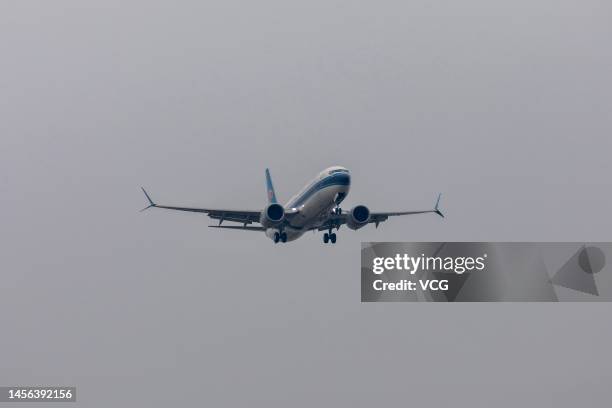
<box><xmin>329</xmin><ymin>169</ymin><xmax>348</xmax><ymax>175</ymax></box>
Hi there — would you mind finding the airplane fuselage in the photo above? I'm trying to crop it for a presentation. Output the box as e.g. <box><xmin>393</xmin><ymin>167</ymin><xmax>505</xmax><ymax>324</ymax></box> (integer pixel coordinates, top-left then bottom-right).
<box><xmin>265</xmin><ymin>166</ymin><xmax>350</xmax><ymax>242</ymax></box>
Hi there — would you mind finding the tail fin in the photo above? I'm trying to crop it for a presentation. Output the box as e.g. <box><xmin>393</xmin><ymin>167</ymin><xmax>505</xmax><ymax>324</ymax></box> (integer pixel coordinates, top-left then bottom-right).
<box><xmin>265</xmin><ymin>168</ymin><xmax>278</xmax><ymax>203</ymax></box>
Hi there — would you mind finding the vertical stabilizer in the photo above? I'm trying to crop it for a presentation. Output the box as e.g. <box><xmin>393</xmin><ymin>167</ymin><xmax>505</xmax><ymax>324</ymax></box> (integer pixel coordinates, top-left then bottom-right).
<box><xmin>265</xmin><ymin>168</ymin><xmax>278</xmax><ymax>203</ymax></box>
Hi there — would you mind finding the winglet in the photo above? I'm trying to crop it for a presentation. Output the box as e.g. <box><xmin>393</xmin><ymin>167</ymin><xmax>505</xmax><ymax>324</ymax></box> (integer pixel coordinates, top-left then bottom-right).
<box><xmin>140</xmin><ymin>187</ymin><xmax>157</xmax><ymax>212</ymax></box>
<box><xmin>434</xmin><ymin>193</ymin><xmax>444</xmax><ymax>218</ymax></box>
<box><xmin>265</xmin><ymin>168</ymin><xmax>278</xmax><ymax>204</ymax></box>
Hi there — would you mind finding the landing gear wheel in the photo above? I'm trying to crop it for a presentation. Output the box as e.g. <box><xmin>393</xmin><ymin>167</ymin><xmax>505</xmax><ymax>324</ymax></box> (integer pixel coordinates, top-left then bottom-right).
<box><xmin>323</xmin><ymin>233</ymin><xmax>329</xmax><ymax>243</ymax></box>
<box><xmin>330</xmin><ymin>233</ymin><xmax>337</xmax><ymax>244</ymax></box>
<box><xmin>280</xmin><ymin>232</ymin><xmax>287</xmax><ymax>243</ymax></box>
<box><xmin>273</xmin><ymin>232</ymin><xmax>280</xmax><ymax>243</ymax></box>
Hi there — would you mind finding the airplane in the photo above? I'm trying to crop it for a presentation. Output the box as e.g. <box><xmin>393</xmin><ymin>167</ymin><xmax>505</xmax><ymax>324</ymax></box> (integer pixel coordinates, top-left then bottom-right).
<box><xmin>140</xmin><ymin>166</ymin><xmax>444</xmax><ymax>244</ymax></box>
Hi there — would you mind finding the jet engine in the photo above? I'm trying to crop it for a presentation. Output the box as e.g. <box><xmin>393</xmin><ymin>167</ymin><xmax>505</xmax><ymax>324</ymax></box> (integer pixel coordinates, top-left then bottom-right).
<box><xmin>346</xmin><ymin>205</ymin><xmax>370</xmax><ymax>230</ymax></box>
<box><xmin>260</xmin><ymin>203</ymin><xmax>285</xmax><ymax>228</ymax></box>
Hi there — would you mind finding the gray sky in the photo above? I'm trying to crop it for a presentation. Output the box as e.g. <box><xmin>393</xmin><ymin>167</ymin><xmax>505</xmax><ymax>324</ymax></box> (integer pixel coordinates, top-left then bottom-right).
<box><xmin>1</xmin><ymin>0</ymin><xmax>611</xmax><ymax>406</ymax></box>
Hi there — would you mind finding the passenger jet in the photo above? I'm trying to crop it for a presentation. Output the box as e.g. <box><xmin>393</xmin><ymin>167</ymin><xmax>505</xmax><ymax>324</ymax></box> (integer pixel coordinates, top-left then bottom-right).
<box><xmin>140</xmin><ymin>166</ymin><xmax>443</xmax><ymax>244</ymax></box>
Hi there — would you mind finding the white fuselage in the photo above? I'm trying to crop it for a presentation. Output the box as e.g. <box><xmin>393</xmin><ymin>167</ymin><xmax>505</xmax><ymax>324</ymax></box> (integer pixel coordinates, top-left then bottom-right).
<box><xmin>264</xmin><ymin>166</ymin><xmax>350</xmax><ymax>242</ymax></box>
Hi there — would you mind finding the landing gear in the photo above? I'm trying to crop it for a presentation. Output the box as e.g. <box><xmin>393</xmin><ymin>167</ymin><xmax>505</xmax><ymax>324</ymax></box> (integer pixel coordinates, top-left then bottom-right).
<box><xmin>333</xmin><ymin>207</ymin><xmax>342</xmax><ymax>215</ymax></box>
<box><xmin>323</xmin><ymin>232</ymin><xmax>337</xmax><ymax>244</ymax></box>
<box><xmin>274</xmin><ymin>231</ymin><xmax>288</xmax><ymax>243</ymax></box>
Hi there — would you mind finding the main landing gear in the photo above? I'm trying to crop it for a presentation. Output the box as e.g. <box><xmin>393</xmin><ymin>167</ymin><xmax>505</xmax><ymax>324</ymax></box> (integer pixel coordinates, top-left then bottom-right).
<box><xmin>273</xmin><ymin>231</ymin><xmax>287</xmax><ymax>243</ymax></box>
<box><xmin>324</xmin><ymin>207</ymin><xmax>341</xmax><ymax>244</ymax></box>
<box><xmin>323</xmin><ymin>231</ymin><xmax>337</xmax><ymax>244</ymax></box>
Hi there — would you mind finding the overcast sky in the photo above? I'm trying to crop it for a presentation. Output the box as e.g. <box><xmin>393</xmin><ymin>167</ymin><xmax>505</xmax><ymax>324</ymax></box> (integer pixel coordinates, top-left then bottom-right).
<box><xmin>1</xmin><ymin>1</ymin><xmax>611</xmax><ymax>406</ymax></box>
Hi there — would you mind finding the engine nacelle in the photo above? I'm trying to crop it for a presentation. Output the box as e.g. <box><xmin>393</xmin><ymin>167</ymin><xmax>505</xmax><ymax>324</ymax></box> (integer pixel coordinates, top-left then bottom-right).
<box><xmin>260</xmin><ymin>203</ymin><xmax>285</xmax><ymax>228</ymax></box>
<box><xmin>346</xmin><ymin>205</ymin><xmax>370</xmax><ymax>230</ymax></box>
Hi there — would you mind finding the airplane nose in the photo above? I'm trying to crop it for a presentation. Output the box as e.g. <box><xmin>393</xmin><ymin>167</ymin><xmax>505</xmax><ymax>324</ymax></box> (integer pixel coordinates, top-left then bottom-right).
<box><xmin>337</xmin><ymin>172</ymin><xmax>350</xmax><ymax>186</ymax></box>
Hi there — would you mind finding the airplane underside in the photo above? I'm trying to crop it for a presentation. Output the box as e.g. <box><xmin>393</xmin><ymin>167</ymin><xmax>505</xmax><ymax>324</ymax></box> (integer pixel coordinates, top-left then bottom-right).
<box><xmin>140</xmin><ymin>166</ymin><xmax>443</xmax><ymax>245</ymax></box>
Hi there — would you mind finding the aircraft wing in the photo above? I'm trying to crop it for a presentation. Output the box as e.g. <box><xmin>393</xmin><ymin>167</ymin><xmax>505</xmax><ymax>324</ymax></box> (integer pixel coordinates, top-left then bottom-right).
<box><xmin>208</xmin><ymin>225</ymin><xmax>265</xmax><ymax>231</ymax></box>
<box><xmin>140</xmin><ymin>188</ymin><xmax>261</xmax><ymax>225</ymax></box>
<box><xmin>314</xmin><ymin>194</ymin><xmax>444</xmax><ymax>231</ymax></box>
